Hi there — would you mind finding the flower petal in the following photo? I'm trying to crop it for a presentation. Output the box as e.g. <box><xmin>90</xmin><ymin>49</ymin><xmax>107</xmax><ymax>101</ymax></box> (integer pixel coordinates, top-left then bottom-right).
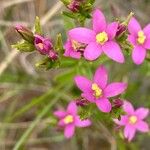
<box><xmin>128</xmin><ymin>35</ymin><xmax>136</xmax><ymax>45</ymax></box>
<box><xmin>92</xmin><ymin>9</ymin><xmax>106</xmax><ymax>33</ymax></box>
<box><xmin>75</xmin><ymin>116</ymin><xmax>91</xmax><ymax>127</ymax></box>
<box><xmin>143</xmin><ymin>24</ymin><xmax>150</xmax><ymax>37</ymax></box>
<box><xmin>128</xmin><ymin>17</ymin><xmax>141</xmax><ymax>35</ymax></box>
<box><xmin>143</xmin><ymin>37</ymin><xmax>150</xmax><ymax>49</ymax></box>
<box><xmin>96</xmin><ymin>98</ymin><xmax>111</xmax><ymax>112</ymax></box>
<box><xmin>106</xmin><ymin>22</ymin><xmax>118</xmax><ymax>40</ymax></box>
<box><xmin>64</xmin><ymin>40</ymin><xmax>81</xmax><ymax>59</ymax></box>
<box><xmin>74</xmin><ymin>76</ymin><xmax>92</xmax><ymax>93</ymax></box>
<box><xmin>102</xmin><ymin>41</ymin><xmax>124</xmax><ymax>63</ymax></box>
<box><xmin>104</xmin><ymin>82</ymin><xmax>127</xmax><ymax>98</ymax></box>
<box><xmin>64</xmin><ymin>124</ymin><xmax>75</xmax><ymax>138</ymax></box>
<box><xmin>123</xmin><ymin>101</ymin><xmax>134</xmax><ymax>114</ymax></box>
<box><xmin>132</xmin><ymin>46</ymin><xmax>146</xmax><ymax>65</ymax></box>
<box><xmin>58</xmin><ymin>119</ymin><xmax>65</xmax><ymax>126</ymax></box>
<box><xmin>136</xmin><ymin>121</ymin><xmax>149</xmax><ymax>132</ymax></box>
<box><xmin>135</xmin><ymin>108</ymin><xmax>149</xmax><ymax>119</ymax></box>
<box><xmin>81</xmin><ymin>93</ymin><xmax>95</xmax><ymax>103</ymax></box>
<box><xmin>54</xmin><ymin>110</ymin><xmax>66</xmax><ymax>118</ymax></box>
<box><xmin>84</xmin><ymin>42</ymin><xmax>102</xmax><ymax>60</ymax></box>
<box><xmin>113</xmin><ymin>115</ymin><xmax>128</xmax><ymax>126</ymax></box>
<box><xmin>124</xmin><ymin>124</ymin><xmax>136</xmax><ymax>141</ymax></box>
<box><xmin>93</xmin><ymin>65</ymin><xmax>108</xmax><ymax>89</ymax></box>
<box><xmin>67</xmin><ymin>101</ymin><xmax>77</xmax><ymax>115</ymax></box>
<box><xmin>69</xmin><ymin>28</ymin><xmax>96</xmax><ymax>44</ymax></box>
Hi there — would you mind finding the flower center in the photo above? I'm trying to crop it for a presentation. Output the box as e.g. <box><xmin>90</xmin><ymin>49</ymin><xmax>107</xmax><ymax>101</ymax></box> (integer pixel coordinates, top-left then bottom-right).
<box><xmin>129</xmin><ymin>115</ymin><xmax>137</xmax><ymax>124</ymax></box>
<box><xmin>137</xmin><ymin>31</ymin><xmax>146</xmax><ymax>44</ymax></box>
<box><xmin>71</xmin><ymin>40</ymin><xmax>85</xmax><ymax>51</ymax></box>
<box><xmin>38</xmin><ymin>43</ymin><xmax>44</xmax><ymax>49</ymax></box>
<box><xmin>96</xmin><ymin>32</ymin><xmax>108</xmax><ymax>45</ymax></box>
<box><xmin>92</xmin><ymin>83</ymin><xmax>102</xmax><ymax>98</ymax></box>
<box><xmin>64</xmin><ymin>115</ymin><xmax>74</xmax><ymax>124</ymax></box>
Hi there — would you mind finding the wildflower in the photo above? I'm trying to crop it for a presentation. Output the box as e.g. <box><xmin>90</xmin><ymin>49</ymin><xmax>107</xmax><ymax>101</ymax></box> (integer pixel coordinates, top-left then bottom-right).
<box><xmin>114</xmin><ymin>101</ymin><xmax>149</xmax><ymax>141</ymax></box>
<box><xmin>68</xmin><ymin>9</ymin><xmax>124</xmax><ymax>63</ymax></box>
<box><xmin>15</xmin><ymin>25</ymin><xmax>34</xmax><ymax>43</ymax></box>
<box><xmin>34</xmin><ymin>34</ymin><xmax>53</xmax><ymax>55</ymax></box>
<box><xmin>74</xmin><ymin>65</ymin><xmax>127</xmax><ymax>112</ymax></box>
<box><xmin>128</xmin><ymin>17</ymin><xmax>150</xmax><ymax>64</ymax></box>
<box><xmin>64</xmin><ymin>39</ymin><xmax>86</xmax><ymax>59</ymax></box>
<box><xmin>54</xmin><ymin>101</ymin><xmax>91</xmax><ymax>139</ymax></box>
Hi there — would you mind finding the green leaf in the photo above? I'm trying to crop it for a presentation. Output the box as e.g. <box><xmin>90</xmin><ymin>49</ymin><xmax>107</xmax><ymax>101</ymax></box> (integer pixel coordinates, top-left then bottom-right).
<box><xmin>35</xmin><ymin>57</ymin><xmax>60</xmax><ymax>70</ymax></box>
<box><xmin>54</xmin><ymin>33</ymin><xmax>64</xmax><ymax>54</ymax></box>
<box><xmin>12</xmin><ymin>41</ymin><xmax>35</xmax><ymax>52</ymax></box>
<box><xmin>34</xmin><ymin>16</ymin><xmax>42</xmax><ymax>35</ymax></box>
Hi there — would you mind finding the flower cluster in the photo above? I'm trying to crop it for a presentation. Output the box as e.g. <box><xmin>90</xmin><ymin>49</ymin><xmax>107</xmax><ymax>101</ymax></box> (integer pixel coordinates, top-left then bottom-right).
<box><xmin>64</xmin><ymin>9</ymin><xmax>150</xmax><ymax>65</ymax></box>
<box><xmin>15</xmin><ymin>25</ymin><xmax>58</xmax><ymax>61</ymax></box>
<box><xmin>14</xmin><ymin>6</ymin><xmax>150</xmax><ymax>143</ymax></box>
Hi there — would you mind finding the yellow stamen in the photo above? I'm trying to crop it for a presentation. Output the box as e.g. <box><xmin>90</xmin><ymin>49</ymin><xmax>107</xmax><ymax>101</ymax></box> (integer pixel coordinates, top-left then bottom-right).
<box><xmin>64</xmin><ymin>115</ymin><xmax>73</xmax><ymax>124</ymax></box>
<box><xmin>137</xmin><ymin>31</ymin><xmax>146</xmax><ymax>44</ymax></box>
<box><xmin>129</xmin><ymin>115</ymin><xmax>137</xmax><ymax>124</ymax></box>
<box><xmin>72</xmin><ymin>40</ymin><xmax>85</xmax><ymax>51</ymax></box>
<box><xmin>92</xmin><ymin>83</ymin><xmax>102</xmax><ymax>98</ymax></box>
<box><xmin>96</xmin><ymin>32</ymin><xmax>108</xmax><ymax>45</ymax></box>
<box><xmin>38</xmin><ymin>43</ymin><xmax>44</xmax><ymax>49</ymax></box>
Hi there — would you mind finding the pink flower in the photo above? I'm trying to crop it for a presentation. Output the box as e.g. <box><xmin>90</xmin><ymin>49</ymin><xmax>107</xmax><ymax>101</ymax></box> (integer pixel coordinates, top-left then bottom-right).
<box><xmin>128</xmin><ymin>17</ymin><xmax>150</xmax><ymax>65</ymax></box>
<box><xmin>68</xmin><ymin>9</ymin><xmax>125</xmax><ymax>63</ymax></box>
<box><xmin>64</xmin><ymin>39</ymin><xmax>86</xmax><ymax>59</ymax></box>
<box><xmin>114</xmin><ymin>101</ymin><xmax>149</xmax><ymax>141</ymax></box>
<box><xmin>74</xmin><ymin>65</ymin><xmax>127</xmax><ymax>113</ymax></box>
<box><xmin>54</xmin><ymin>101</ymin><xmax>91</xmax><ymax>139</ymax></box>
<box><xmin>34</xmin><ymin>34</ymin><xmax>53</xmax><ymax>55</ymax></box>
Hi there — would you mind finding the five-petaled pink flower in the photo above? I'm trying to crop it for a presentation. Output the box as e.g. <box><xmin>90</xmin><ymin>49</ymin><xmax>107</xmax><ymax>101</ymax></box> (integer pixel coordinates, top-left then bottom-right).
<box><xmin>74</xmin><ymin>65</ymin><xmax>127</xmax><ymax>113</ymax></box>
<box><xmin>128</xmin><ymin>17</ymin><xmax>150</xmax><ymax>65</ymax></box>
<box><xmin>68</xmin><ymin>9</ymin><xmax>125</xmax><ymax>63</ymax></box>
<box><xmin>114</xmin><ymin>101</ymin><xmax>149</xmax><ymax>141</ymax></box>
<box><xmin>54</xmin><ymin>101</ymin><xmax>91</xmax><ymax>139</ymax></box>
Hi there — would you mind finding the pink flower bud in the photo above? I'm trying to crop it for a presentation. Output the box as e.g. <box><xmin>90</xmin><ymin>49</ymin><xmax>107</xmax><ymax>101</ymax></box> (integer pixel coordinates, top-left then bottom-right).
<box><xmin>113</xmin><ymin>99</ymin><xmax>124</xmax><ymax>108</ymax></box>
<box><xmin>48</xmin><ymin>50</ymin><xmax>58</xmax><ymax>61</ymax></box>
<box><xmin>15</xmin><ymin>25</ymin><xmax>34</xmax><ymax>43</ymax></box>
<box><xmin>34</xmin><ymin>34</ymin><xmax>53</xmax><ymax>55</ymax></box>
<box><xmin>116</xmin><ymin>24</ymin><xmax>127</xmax><ymax>37</ymax></box>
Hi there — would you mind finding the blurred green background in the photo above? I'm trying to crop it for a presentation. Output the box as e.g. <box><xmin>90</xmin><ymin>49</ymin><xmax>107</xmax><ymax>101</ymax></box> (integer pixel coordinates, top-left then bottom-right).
<box><xmin>0</xmin><ymin>0</ymin><xmax>150</xmax><ymax>149</ymax></box>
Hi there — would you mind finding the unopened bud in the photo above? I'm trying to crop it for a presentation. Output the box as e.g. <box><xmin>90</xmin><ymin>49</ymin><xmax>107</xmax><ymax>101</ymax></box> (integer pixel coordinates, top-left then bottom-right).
<box><xmin>113</xmin><ymin>99</ymin><xmax>123</xmax><ymax>108</ymax></box>
<box><xmin>116</xmin><ymin>24</ymin><xmax>127</xmax><ymax>37</ymax></box>
<box><xmin>15</xmin><ymin>25</ymin><xmax>34</xmax><ymax>43</ymax></box>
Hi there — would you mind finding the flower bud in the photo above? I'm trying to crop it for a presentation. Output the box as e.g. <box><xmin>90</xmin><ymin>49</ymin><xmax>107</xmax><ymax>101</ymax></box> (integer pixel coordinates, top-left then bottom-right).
<box><xmin>15</xmin><ymin>25</ymin><xmax>34</xmax><ymax>43</ymax></box>
<box><xmin>61</xmin><ymin>0</ymin><xmax>82</xmax><ymax>12</ymax></box>
<box><xmin>48</xmin><ymin>50</ymin><xmax>58</xmax><ymax>61</ymax></box>
<box><xmin>116</xmin><ymin>24</ymin><xmax>127</xmax><ymax>37</ymax></box>
<box><xmin>67</xmin><ymin>0</ymin><xmax>81</xmax><ymax>12</ymax></box>
<box><xmin>112</xmin><ymin>99</ymin><xmax>124</xmax><ymax>108</ymax></box>
<box><xmin>34</xmin><ymin>34</ymin><xmax>53</xmax><ymax>55</ymax></box>
<box><xmin>76</xmin><ymin>98</ymin><xmax>89</xmax><ymax>107</ymax></box>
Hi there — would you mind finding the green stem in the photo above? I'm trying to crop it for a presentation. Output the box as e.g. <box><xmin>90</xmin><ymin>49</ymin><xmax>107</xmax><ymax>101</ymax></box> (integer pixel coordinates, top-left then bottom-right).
<box><xmin>13</xmin><ymin>96</ymin><xmax>59</xmax><ymax>150</ymax></box>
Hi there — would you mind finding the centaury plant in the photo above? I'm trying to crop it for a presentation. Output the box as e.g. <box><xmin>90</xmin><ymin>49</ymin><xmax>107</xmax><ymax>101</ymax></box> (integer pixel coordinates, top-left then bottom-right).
<box><xmin>11</xmin><ymin>0</ymin><xmax>150</xmax><ymax>149</ymax></box>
